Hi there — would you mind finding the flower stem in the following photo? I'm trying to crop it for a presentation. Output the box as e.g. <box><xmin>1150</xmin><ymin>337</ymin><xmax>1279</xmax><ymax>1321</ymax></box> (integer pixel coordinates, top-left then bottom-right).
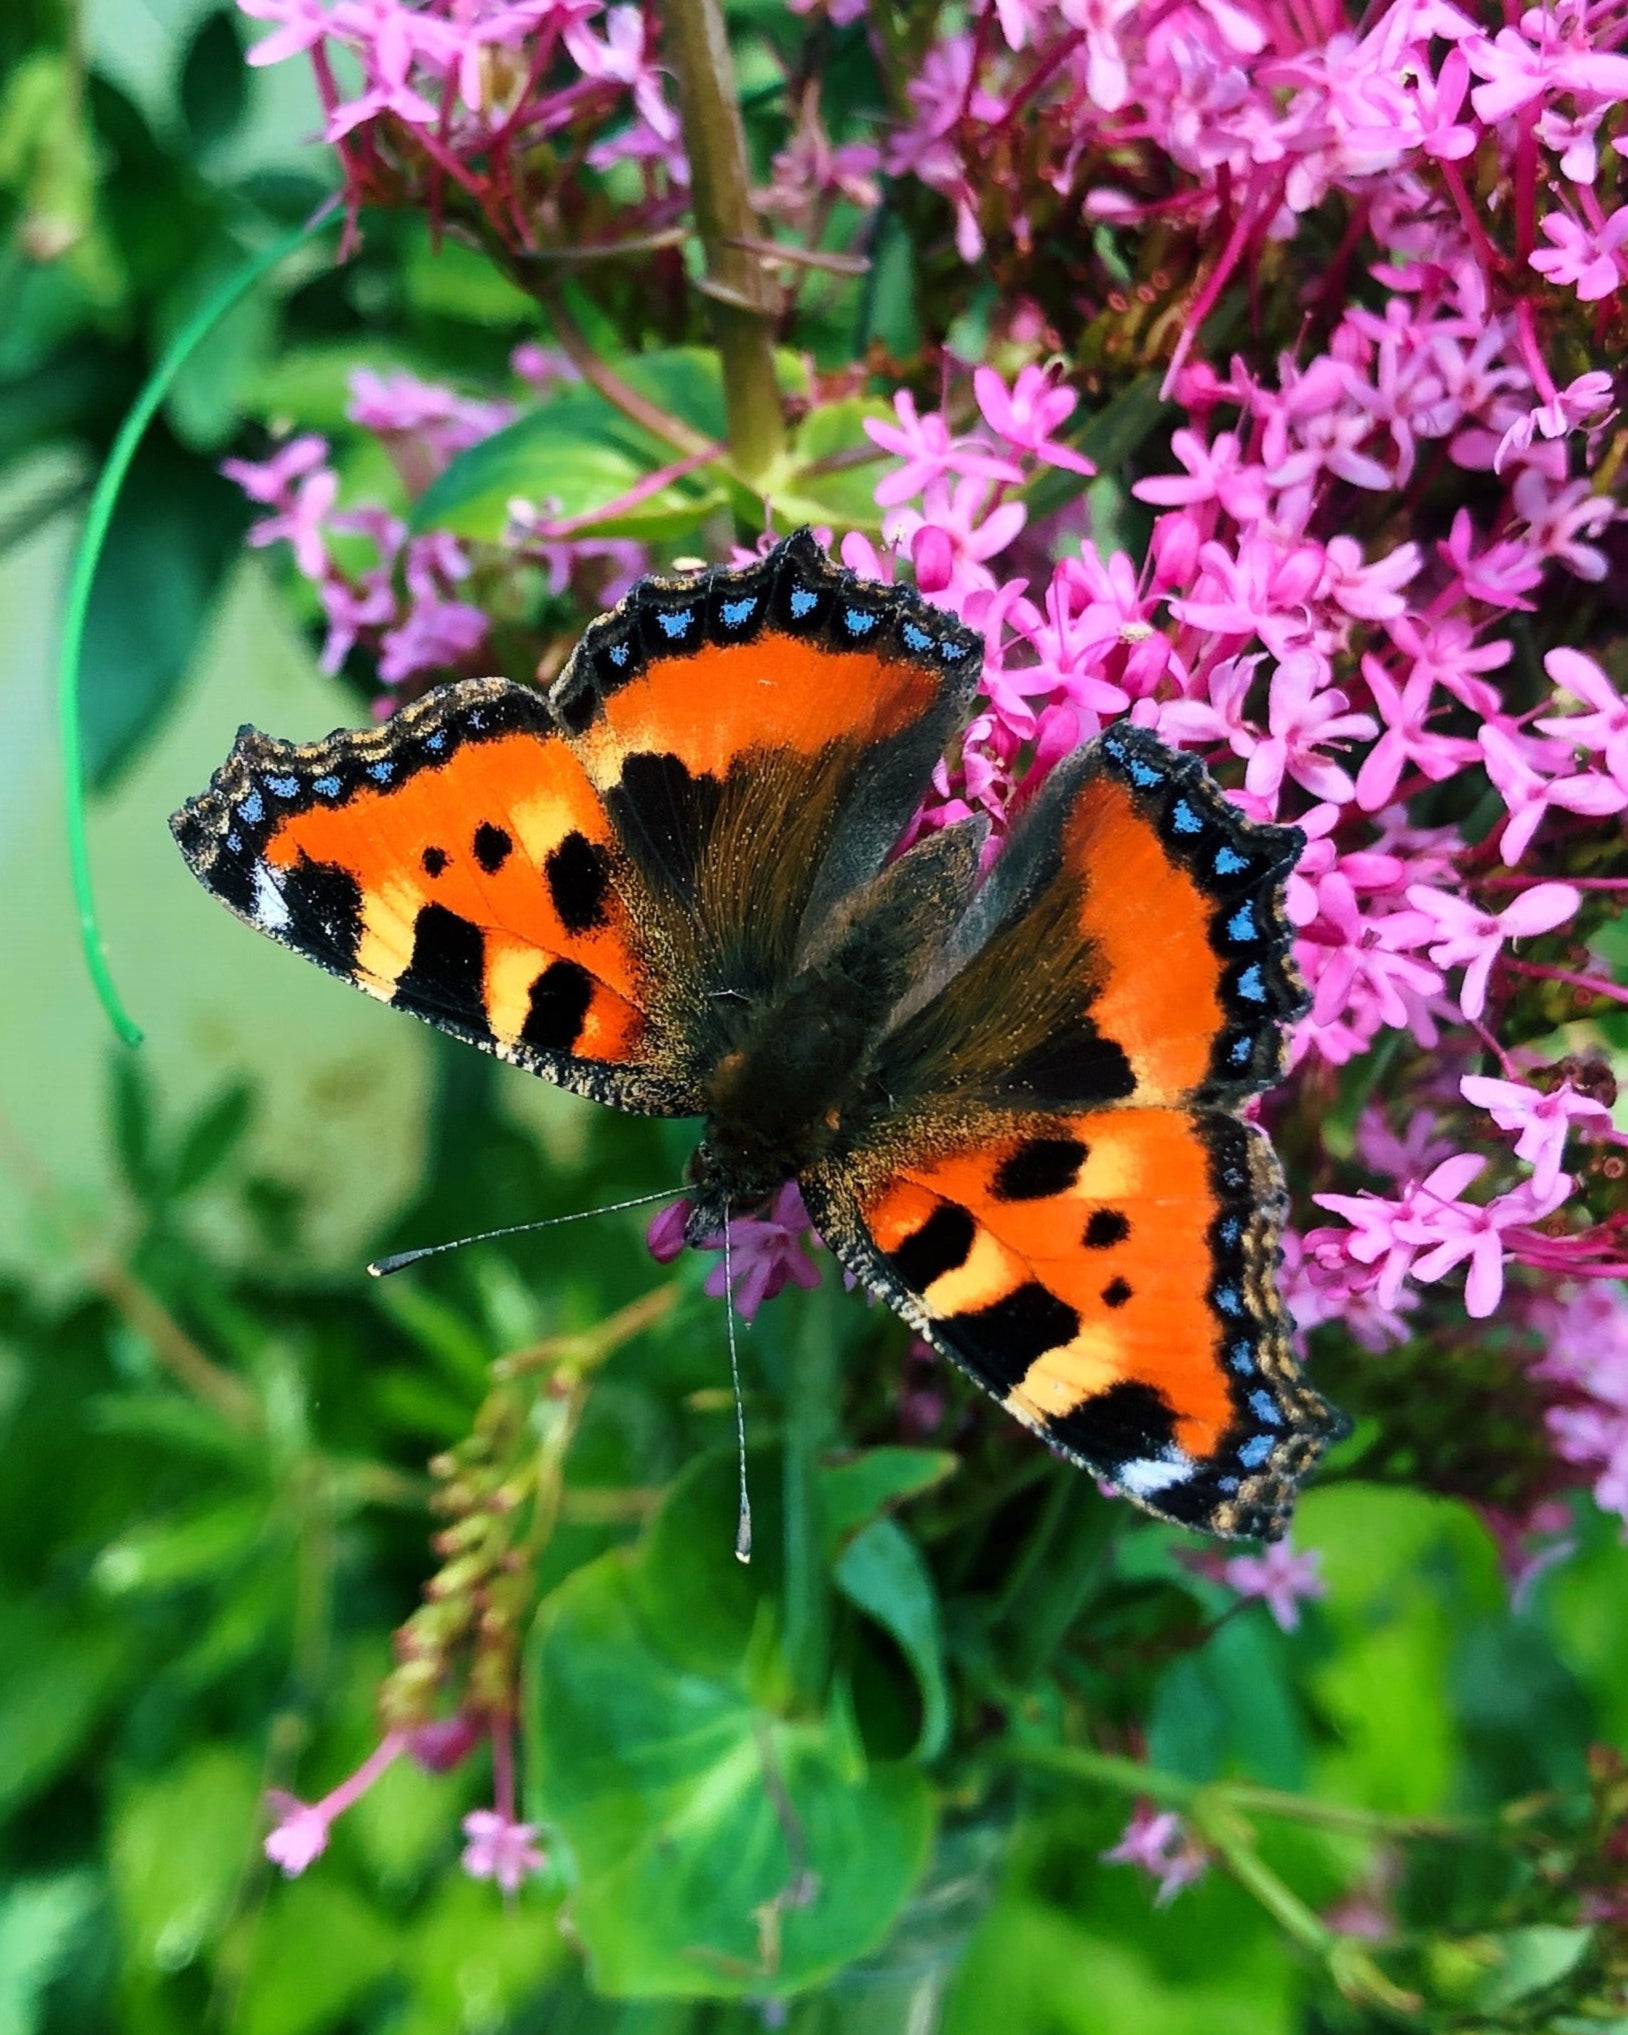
<box><xmin>1504</xmin><ymin>958</ymin><xmax>1628</xmax><ymax>1010</ymax></box>
<box><xmin>657</xmin><ymin>0</ymin><xmax>787</xmax><ymax>488</ymax></box>
<box><xmin>782</xmin><ymin>1276</ymin><xmax>837</xmax><ymax>1709</ymax></box>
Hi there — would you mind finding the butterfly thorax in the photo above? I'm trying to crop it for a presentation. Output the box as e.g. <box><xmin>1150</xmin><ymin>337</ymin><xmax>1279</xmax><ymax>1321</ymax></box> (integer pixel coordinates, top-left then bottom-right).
<box><xmin>686</xmin><ymin>958</ymin><xmax>890</xmax><ymax>1240</ymax></box>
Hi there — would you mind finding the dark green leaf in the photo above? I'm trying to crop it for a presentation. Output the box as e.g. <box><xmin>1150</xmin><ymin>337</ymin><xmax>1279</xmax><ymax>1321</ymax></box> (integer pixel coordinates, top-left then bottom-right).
<box><xmin>528</xmin><ymin>1550</ymin><xmax>933</xmax><ymax>1999</ymax></box>
<box><xmin>822</xmin><ymin>1448</ymin><xmax>958</xmax><ymax>1550</ymax></box>
<box><xmin>178</xmin><ymin>12</ymin><xmax>247</xmax><ymax>155</ymax></box>
<box><xmin>835</xmin><ymin>1518</ymin><xmax>950</xmax><ymax>1759</ymax></box>
<box><xmin>79</xmin><ymin>430</ymin><xmax>248</xmax><ymax>787</ymax></box>
<box><xmin>110</xmin><ymin>1051</ymin><xmax>157</xmax><ymax>1201</ymax></box>
<box><xmin>169</xmin><ymin>1081</ymin><xmax>254</xmax><ymax>1198</ymax></box>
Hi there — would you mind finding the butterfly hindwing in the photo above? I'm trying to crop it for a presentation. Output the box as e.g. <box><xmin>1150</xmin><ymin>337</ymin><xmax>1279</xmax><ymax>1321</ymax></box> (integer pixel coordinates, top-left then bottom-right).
<box><xmin>170</xmin><ymin>677</ymin><xmax>695</xmax><ymax>1113</ymax></box>
<box><xmin>811</xmin><ymin>724</ymin><xmax>1336</xmax><ymax>1539</ymax></box>
<box><xmin>807</xmin><ymin>1107</ymin><xmax>1336</xmax><ymax>1540</ymax></box>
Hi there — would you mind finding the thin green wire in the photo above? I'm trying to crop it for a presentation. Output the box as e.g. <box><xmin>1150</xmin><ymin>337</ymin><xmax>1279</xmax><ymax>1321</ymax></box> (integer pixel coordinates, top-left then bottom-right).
<box><xmin>59</xmin><ymin>200</ymin><xmax>341</xmax><ymax>1047</ymax></box>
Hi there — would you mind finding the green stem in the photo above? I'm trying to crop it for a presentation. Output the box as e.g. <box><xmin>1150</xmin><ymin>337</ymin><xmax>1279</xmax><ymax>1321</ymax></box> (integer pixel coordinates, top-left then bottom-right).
<box><xmin>656</xmin><ymin>0</ymin><xmax>786</xmax><ymax>486</ymax></box>
<box><xmin>782</xmin><ymin>1277</ymin><xmax>838</xmax><ymax>1708</ymax></box>
<box><xmin>59</xmin><ymin>200</ymin><xmax>341</xmax><ymax>1047</ymax></box>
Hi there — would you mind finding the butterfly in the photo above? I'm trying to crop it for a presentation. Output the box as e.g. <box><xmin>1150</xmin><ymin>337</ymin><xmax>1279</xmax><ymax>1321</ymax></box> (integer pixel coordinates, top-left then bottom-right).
<box><xmin>172</xmin><ymin>529</ymin><xmax>1344</xmax><ymax>1540</ymax></box>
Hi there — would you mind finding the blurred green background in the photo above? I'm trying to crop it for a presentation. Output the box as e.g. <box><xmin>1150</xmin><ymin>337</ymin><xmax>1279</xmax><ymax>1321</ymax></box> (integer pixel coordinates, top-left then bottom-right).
<box><xmin>6</xmin><ymin>4</ymin><xmax>1628</xmax><ymax>2031</ymax></box>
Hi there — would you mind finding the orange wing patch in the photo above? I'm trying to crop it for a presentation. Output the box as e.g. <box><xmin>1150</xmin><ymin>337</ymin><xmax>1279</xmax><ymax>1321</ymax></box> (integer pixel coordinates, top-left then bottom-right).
<box><xmin>170</xmin><ymin>679</ymin><xmax>697</xmax><ymax>1109</ymax></box>
<box><xmin>574</xmin><ymin>635</ymin><xmax>939</xmax><ymax>793</ymax></box>
<box><xmin>810</xmin><ymin>1098</ymin><xmax>1339</xmax><ymax>1539</ymax></box>
<box><xmin>862</xmin><ymin>1113</ymin><xmax>1234</xmax><ymax>1463</ymax></box>
<box><xmin>1065</xmin><ymin>777</ymin><xmax>1226</xmax><ymax>1102</ymax></box>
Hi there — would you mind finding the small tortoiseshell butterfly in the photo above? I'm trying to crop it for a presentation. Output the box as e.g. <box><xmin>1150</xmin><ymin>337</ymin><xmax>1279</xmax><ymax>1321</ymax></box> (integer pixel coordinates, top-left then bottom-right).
<box><xmin>173</xmin><ymin>530</ymin><xmax>1344</xmax><ymax>1540</ymax></box>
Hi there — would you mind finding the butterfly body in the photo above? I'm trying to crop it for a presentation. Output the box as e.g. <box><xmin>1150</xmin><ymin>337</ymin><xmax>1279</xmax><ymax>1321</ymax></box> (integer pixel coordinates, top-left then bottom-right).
<box><xmin>173</xmin><ymin>530</ymin><xmax>1344</xmax><ymax>1540</ymax></box>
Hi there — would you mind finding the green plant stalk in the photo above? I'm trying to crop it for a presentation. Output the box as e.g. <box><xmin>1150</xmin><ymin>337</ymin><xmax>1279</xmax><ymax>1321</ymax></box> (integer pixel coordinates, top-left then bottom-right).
<box><xmin>782</xmin><ymin>1277</ymin><xmax>838</xmax><ymax>1708</ymax></box>
<box><xmin>656</xmin><ymin>0</ymin><xmax>787</xmax><ymax>487</ymax></box>
<box><xmin>58</xmin><ymin>200</ymin><xmax>340</xmax><ymax>1048</ymax></box>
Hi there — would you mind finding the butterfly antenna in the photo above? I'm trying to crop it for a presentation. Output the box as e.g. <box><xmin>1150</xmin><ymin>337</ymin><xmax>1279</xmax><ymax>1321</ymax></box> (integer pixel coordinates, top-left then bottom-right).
<box><xmin>367</xmin><ymin>1188</ymin><xmax>677</xmax><ymax>1278</ymax></box>
<box><xmin>723</xmin><ymin>1206</ymin><xmax>753</xmax><ymax>1564</ymax></box>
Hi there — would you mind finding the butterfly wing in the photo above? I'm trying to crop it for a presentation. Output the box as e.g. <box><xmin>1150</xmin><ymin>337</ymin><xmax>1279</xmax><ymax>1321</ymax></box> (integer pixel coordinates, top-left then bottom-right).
<box><xmin>171</xmin><ymin>677</ymin><xmax>695</xmax><ymax>1110</ymax></box>
<box><xmin>545</xmin><ymin>530</ymin><xmax>982</xmax><ymax>1073</ymax></box>
<box><xmin>172</xmin><ymin>532</ymin><xmax>981</xmax><ymax>1115</ymax></box>
<box><xmin>804</xmin><ymin>727</ymin><xmax>1341</xmax><ymax>1540</ymax></box>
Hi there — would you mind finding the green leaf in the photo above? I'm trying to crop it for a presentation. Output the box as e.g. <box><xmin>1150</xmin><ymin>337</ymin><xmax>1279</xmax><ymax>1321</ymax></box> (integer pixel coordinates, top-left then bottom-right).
<box><xmin>93</xmin><ymin>1494</ymin><xmax>268</xmax><ymax>1596</ymax></box>
<box><xmin>110</xmin><ymin>1050</ymin><xmax>157</xmax><ymax>1201</ymax></box>
<box><xmin>410</xmin><ymin>386</ymin><xmax>720</xmax><ymax>544</ymax></box>
<box><xmin>821</xmin><ymin>1448</ymin><xmax>958</xmax><ymax>1549</ymax></box>
<box><xmin>169</xmin><ymin>1081</ymin><xmax>254</xmax><ymax>1198</ymax></box>
<box><xmin>834</xmin><ymin>1518</ymin><xmax>950</xmax><ymax>1759</ymax></box>
<box><xmin>177</xmin><ymin>11</ymin><xmax>247</xmax><ymax>155</ymax></box>
<box><xmin>774</xmin><ymin>396</ymin><xmax>893</xmax><ymax>533</ymax></box>
<box><xmin>159</xmin><ymin>240</ymin><xmax>276</xmax><ymax>451</ymax></box>
<box><xmin>0</xmin><ymin>1872</ymin><xmax>99</xmax><ymax>2035</ymax></box>
<box><xmin>528</xmin><ymin>1549</ymin><xmax>934</xmax><ymax>1999</ymax></box>
<box><xmin>1466</xmin><ymin>1926</ymin><xmax>1593</xmax><ymax>2014</ymax></box>
<box><xmin>79</xmin><ymin>430</ymin><xmax>248</xmax><ymax>787</ymax></box>
<box><xmin>110</xmin><ymin>1744</ymin><xmax>261</xmax><ymax>1973</ymax></box>
<box><xmin>236</xmin><ymin>1879</ymin><xmax>398</xmax><ymax>2035</ymax></box>
<box><xmin>391</xmin><ymin>1872</ymin><xmax>564</xmax><ymax>2035</ymax></box>
<box><xmin>0</xmin><ymin>1605</ymin><xmax>124</xmax><ymax>1819</ymax></box>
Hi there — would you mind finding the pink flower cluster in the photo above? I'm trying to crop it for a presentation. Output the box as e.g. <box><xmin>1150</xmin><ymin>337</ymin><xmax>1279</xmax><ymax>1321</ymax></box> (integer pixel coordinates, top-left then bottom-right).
<box><xmin>239</xmin><ymin>0</ymin><xmax>686</xmax><ymax>244</ymax></box>
<box><xmin>223</xmin><ymin>358</ymin><xmax>644</xmax><ymax>698</ymax></box>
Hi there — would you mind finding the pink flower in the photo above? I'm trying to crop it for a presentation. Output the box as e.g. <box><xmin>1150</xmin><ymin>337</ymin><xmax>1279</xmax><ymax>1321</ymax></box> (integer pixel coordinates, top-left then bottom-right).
<box><xmin>1539</xmin><ymin>647</ymin><xmax>1628</xmax><ymax>788</ymax></box>
<box><xmin>865</xmin><ymin>392</ymin><xmax>1022</xmax><ymax>508</ymax></box>
<box><xmin>1530</xmin><ymin>208</ymin><xmax>1628</xmax><ymax>303</ymax></box>
<box><xmin>703</xmin><ymin>1181</ymin><xmax>823</xmax><ymax>1321</ymax></box>
<box><xmin>1101</xmin><ymin>1803</ymin><xmax>1208</xmax><ymax>1905</ymax></box>
<box><xmin>1478</xmin><ymin>721</ymin><xmax>1626</xmax><ymax>864</ymax></box>
<box><xmin>646</xmin><ymin>1197</ymin><xmax>691</xmax><ymax>1264</ymax></box>
<box><xmin>1222</xmin><ymin>1539</ymin><xmax>1327</xmax><ymax>1631</ymax></box>
<box><xmin>1133</xmin><ymin>429</ymin><xmax>1268</xmax><ymax>521</ymax></box>
<box><xmin>1459</xmin><ymin>1074</ymin><xmax>1612</xmax><ymax>1199</ymax></box>
<box><xmin>264</xmin><ymin>1796</ymin><xmax>334</xmax><ymax>1875</ymax></box>
<box><xmin>377</xmin><ymin>588</ymin><xmax>488</xmax><ymax>685</ymax></box>
<box><xmin>1355</xmin><ymin>654</ymin><xmax>1474</xmax><ymax>810</ymax></box>
<box><xmin>461</xmin><ymin>1810</ymin><xmax>547</xmax><ymax>1894</ymax></box>
<box><xmin>1313</xmin><ymin>1153</ymin><xmax>1489</xmax><ymax>1313</ymax></box>
<box><xmin>1405</xmin><ymin>1172</ymin><xmax>1574</xmax><ymax>1319</ymax></box>
<box><xmin>245</xmin><ymin>466</ymin><xmax>338</xmax><ymax>582</ymax></box>
<box><xmin>1405</xmin><ymin>881</ymin><xmax>1581</xmax><ymax>1020</ymax></box>
<box><xmin>1239</xmin><ymin>653</ymin><xmax>1378</xmax><ymax>808</ymax></box>
<box><xmin>973</xmin><ymin>364</ymin><xmax>1096</xmax><ymax>475</ymax></box>
<box><xmin>1494</xmin><ymin>372</ymin><xmax>1615</xmax><ymax>472</ymax></box>
<box><xmin>221</xmin><ymin>433</ymin><xmax>329</xmax><ymax>504</ymax></box>
<box><xmin>263</xmin><ymin>1734</ymin><xmax>405</xmax><ymax>1877</ymax></box>
<box><xmin>239</xmin><ymin>0</ymin><xmax>333</xmax><ymax>67</ymax></box>
<box><xmin>884</xmin><ymin>478</ymin><xmax>1028</xmax><ymax>598</ymax></box>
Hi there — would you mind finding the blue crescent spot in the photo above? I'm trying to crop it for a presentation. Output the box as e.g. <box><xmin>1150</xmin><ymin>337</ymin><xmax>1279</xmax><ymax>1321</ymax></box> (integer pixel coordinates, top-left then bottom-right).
<box><xmin>608</xmin><ymin>641</ymin><xmax>630</xmax><ymax>667</ymax></box>
<box><xmin>1230</xmin><ymin>1036</ymin><xmax>1253</xmax><ymax>1064</ymax></box>
<box><xmin>1237</xmin><ymin>964</ymin><xmax>1266</xmax><ymax>1003</ymax></box>
<box><xmin>789</xmin><ymin>586</ymin><xmax>819</xmax><ymax>619</ymax></box>
<box><xmin>1172</xmin><ymin>799</ymin><xmax>1202</xmax><ymax>834</ymax></box>
<box><xmin>425</xmin><ymin>731</ymin><xmax>447</xmax><ymax>752</ymax></box>
<box><xmin>227</xmin><ymin>830</ymin><xmax>242</xmax><ymax>851</ymax></box>
<box><xmin>265</xmin><ymin>775</ymin><xmax>299</xmax><ymax>798</ymax></box>
<box><xmin>1230</xmin><ymin>1339</ymin><xmax>1254</xmax><ymax>1372</ymax></box>
<box><xmin>1219</xmin><ymin>1217</ymin><xmax>1240</xmax><ymax>1245</ymax></box>
<box><xmin>1228</xmin><ymin>903</ymin><xmax>1257</xmax><ymax>942</ymax></box>
<box><xmin>1215</xmin><ymin>1285</ymin><xmax>1241</xmax><ymax>1316</ymax></box>
<box><xmin>468</xmin><ymin>710</ymin><xmax>485</xmax><ymax>730</ymax></box>
<box><xmin>901</xmin><ymin>622</ymin><xmax>933</xmax><ymax>653</ymax></box>
<box><xmin>843</xmin><ymin>606</ymin><xmax>878</xmax><ymax>636</ymax></box>
<box><xmin>1217</xmin><ymin>1475</ymin><xmax>1241</xmax><ymax>1493</ymax></box>
<box><xmin>939</xmin><ymin>638</ymin><xmax>971</xmax><ymax>660</ymax></box>
<box><xmin>1215</xmin><ymin>845</ymin><xmax>1248</xmax><ymax>876</ymax></box>
<box><xmin>1249</xmin><ymin>1390</ymin><xmax>1284</xmax><ymax>1427</ymax></box>
<box><xmin>367</xmin><ymin>761</ymin><xmax>394</xmax><ymax>783</ymax></box>
<box><xmin>239</xmin><ymin>791</ymin><xmax>264</xmax><ymax>823</ymax></box>
<box><xmin>720</xmin><ymin>596</ymin><xmax>757</xmax><ymax>628</ymax></box>
<box><xmin>656</xmin><ymin>608</ymin><xmax>694</xmax><ymax>639</ymax></box>
<box><xmin>1222</xmin><ymin>1164</ymin><xmax>1245</xmax><ymax>1190</ymax></box>
<box><xmin>1238</xmin><ymin>1435</ymin><xmax>1274</xmax><ymax>1468</ymax></box>
<box><xmin>312</xmin><ymin>775</ymin><xmax>341</xmax><ymax>798</ymax></box>
<box><xmin>1126</xmin><ymin>756</ymin><xmax>1162</xmax><ymax>789</ymax></box>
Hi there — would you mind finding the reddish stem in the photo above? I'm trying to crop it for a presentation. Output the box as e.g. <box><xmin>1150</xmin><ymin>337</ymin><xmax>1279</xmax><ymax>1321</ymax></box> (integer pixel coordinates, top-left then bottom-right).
<box><xmin>1504</xmin><ymin>958</ymin><xmax>1628</xmax><ymax>1009</ymax></box>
